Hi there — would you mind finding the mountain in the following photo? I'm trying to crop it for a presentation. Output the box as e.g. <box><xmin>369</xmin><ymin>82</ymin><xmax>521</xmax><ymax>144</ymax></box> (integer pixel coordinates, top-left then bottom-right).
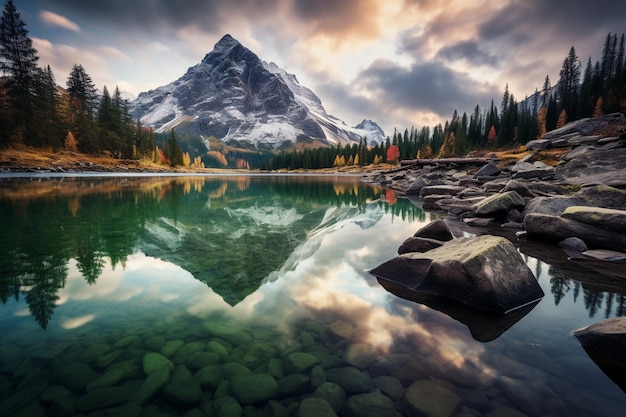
<box><xmin>130</xmin><ymin>34</ymin><xmax>385</xmax><ymax>150</ymax></box>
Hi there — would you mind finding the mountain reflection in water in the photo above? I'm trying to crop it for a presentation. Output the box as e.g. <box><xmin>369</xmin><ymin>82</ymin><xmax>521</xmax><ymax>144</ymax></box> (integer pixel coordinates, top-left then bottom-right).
<box><xmin>1</xmin><ymin>175</ymin><xmax>625</xmax><ymax>417</ymax></box>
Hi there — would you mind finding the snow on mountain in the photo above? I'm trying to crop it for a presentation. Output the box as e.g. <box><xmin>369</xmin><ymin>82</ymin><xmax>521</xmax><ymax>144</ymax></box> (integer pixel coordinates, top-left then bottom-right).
<box><xmin>130</xmin><ymin>34</ymin><xmax>385</xmax><ymax>149</ymax></box>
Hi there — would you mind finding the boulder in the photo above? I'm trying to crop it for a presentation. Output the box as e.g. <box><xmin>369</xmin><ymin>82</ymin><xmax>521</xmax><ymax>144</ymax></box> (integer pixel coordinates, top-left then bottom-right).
<box><xmin>278</xmin><ymin>373</ymin><xmax>310</xmax><ymax>396</ymax></box>
<box><xmin>573</xmin><ymin>317</ymin><xmax>626</xmax><ymax>392</ymax></box>
<box><xmin>313</xmin><ymin>381</ymin><xmax>347</xmax><ymax>413</ymax></box>
<box><xmin>370</xmin><ymin>235</ymin><xmax>544</xmax><ymax>314</ymax></box>
<box><xmin>473</xmin><ymin>161</ymin><xmax>501</xmax><ymax>177</ymax></box>
<box><xmin>403</xmin><ymin>380</ymin><xmax>461</xmax><ymax>417</ymax></box>
<box><xmin>413</xmin><ymin>219</ymin><xmax>454</xmax><ymax>241</ymax></box>
<box><xmin>420</xmin><ymin>185</ymin><xmax>464</xmax><ymax>198</ymax></box>
<box><xmin>398</xmin><ymin>236</ymin><xmax>444</xmax><ymax>254</ymax></box>
<box><xmin>325</xmin><ymin>367</ymin><xmax>373</xmax><ymax>394</ymax></box>
<box><xmin>525</xmin><ymin>139</ymin><xmax>551</xmax><ymax>150</ymax></box>
<box><xmin>555</xmin><ymin>148</ymin><xmax>626</xmax><ymax>187</ymax></box>
<box><xmin>471</xmin><ymin>191</ymin><xmax>526</xmax><ymax>216</ymax></box>
<box><xmin>561</xmin><ymin>206</ymin><xmax>626</xmax><ymax>233</ymax></box>
<box><xmin>283</xmin><ymin>352</ymin><xmax>320</xmax><ymax>375</ymax></box>
<box><xmin>523</xmin><ymin>213</ymin><xmax>626</xmax><ymax>251</ymax></box>
<box><xmin>298</xmin><ymin>397</ymin><xmax>338</xmax><ymax>417</ymax></box>
<box><xmin>344</xmin><ymin>392</ymin><xmax>396</xmax><ymax>417</ymax></box>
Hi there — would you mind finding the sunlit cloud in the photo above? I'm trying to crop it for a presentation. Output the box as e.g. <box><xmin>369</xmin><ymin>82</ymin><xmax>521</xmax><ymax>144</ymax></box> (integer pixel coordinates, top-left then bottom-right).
<box><xmin>61</xmin><ymin>314</ymin><xmax>95</xmax><ymax>329</ymax></box>
<box><xmin>39</xmin><ymin>10</ymin><xmax>81</xmax><ymax>33</ymax></box>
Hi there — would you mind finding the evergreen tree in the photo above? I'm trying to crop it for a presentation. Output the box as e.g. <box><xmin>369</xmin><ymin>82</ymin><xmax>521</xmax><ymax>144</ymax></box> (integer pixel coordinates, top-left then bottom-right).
<box><xmin>0</xmin><ymin>0</ymin><xmax>39</xmax><ymax>143</ymax></box>
<box><xmin>558</xmin><ymin>46</ymin><xmax>581</xmax><ymax>121</ymax></box>
<box><xmin>32</xmin><ymin>65</ymin><xmax>62</xmax><ymax>148</ymax></box>
<box><xmin>66</xmin><ymin>64</ymin><xmax>98</xmax><ymax>152</ymax></box>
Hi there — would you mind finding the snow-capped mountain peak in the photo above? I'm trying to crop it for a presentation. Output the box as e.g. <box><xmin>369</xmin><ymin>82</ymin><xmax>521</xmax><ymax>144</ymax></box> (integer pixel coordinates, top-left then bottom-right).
<box><xmin>130</xmin><ymin>34</ymin><xmax>385</xmax><ymax>149</ymax></box>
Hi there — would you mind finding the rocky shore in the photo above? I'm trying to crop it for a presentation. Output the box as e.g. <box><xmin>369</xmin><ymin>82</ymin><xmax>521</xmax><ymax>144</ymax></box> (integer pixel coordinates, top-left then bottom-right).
<box><xmin>363</xmin><ymin>112</ymin><xmax>626</xmax><ymax>258</ymax></box>
<box><xmin>363</xmin><ymin>113</ymin><xmax>626</xmax><ymax>391</ymax></box>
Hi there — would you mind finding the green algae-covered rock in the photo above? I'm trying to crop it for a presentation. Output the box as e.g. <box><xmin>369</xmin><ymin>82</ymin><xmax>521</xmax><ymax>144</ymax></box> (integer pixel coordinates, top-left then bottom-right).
<box><xmin>562</xmin><ymin>205</ymin><xmax>626</xmax><ymax>233</ymax></box>
<box><xmin>194</xmin><ymin>365</ymin><xmax>224</xmax><ymax>389</ymax></box>
<box><xmin>277</xmin><ymin>373</ymin><xmax>310</xmax><ymax>396</ymax></box>
<box><xmin>160</xmin><ymin>339</ymin><xmax>185</xmax><ymax>358</ymax></box>
<box><xmin>212</xmin><ymin>396</ymin><xmax>242</xmax><ymax>417</ymax></box>
<box><xmin>313</xmin><ymin>381</ymin><xmax>347</xmax><ymax>413</ymax></box>
<box><xmin>52</xmin><ymin>362</ymin><xmax>98</xmax><ymax>392</ymax></box>
<box><xmin>76</xmin><ymin>386</ymin><xmax>132</xmax><ymax>412</ymax></box>
<box><xmin>204</xmin><ymin>322</ymin><xmax>252</xmax><ymax>345</ymax></box>
<box><xmin>162</xmin><ymin>365</ymin><xmax>203</xmax><ymax>405</ymax></box>
<box><xmin>143</xmin><ymin>352</ymin><xmax>174</xmax><ymax>376</ymax></box>
<box><xmin>403</xmin><ymin>380</ymin><xmax>461</xmax><ymax>417</ymax></box>
<box><xmin>186</xmin><ymin>351</ymin><xmax>219</xmax><ymax>370</ymax></box>
<box><xmin>298</xmin><ymin>397</ymin><xmax>338</xmax><ymax>417</ymax></box>
<box><xmin>344</xmin><ymin>391</ymin><xmax>396</xmax><ymax>417</ymax></box>
<box><xmin>221</xmin><ymin>362</ymin><xmax>252</xmax><ymax>378</ymax></box>
<box><xmin>86</xmin><ymin>368</ymin><xmax>125</xmax><ymax>391</ymax></box>
<box><xmin>325</xmin><ymin>367</ymin><xmax>373</xmax><ymax>394</ymax></box>
<box><xmin>472</xmin><ymin>191</ymin><xmax>526</xmax><ymax>216</ymax></box>
<box><xmin>231</xmin><ymin>373</ymin><xmax>279</xmax><ymax>405</ymax></box>
<box><xmin>284</xmin><ymin>352</ymin><xmax>320</xmax><ymax>375</ymax></box>
<box><xmin>131</xmin><ymin>365</ymin><xmax>171</xmax><ymax>404</ymax></box>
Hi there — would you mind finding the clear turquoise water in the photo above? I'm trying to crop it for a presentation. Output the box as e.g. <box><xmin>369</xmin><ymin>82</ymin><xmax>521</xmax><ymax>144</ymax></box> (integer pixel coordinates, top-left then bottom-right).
<box><xmin>0</xmin><ymin>175</ymin><xmax>624</xmax><ymax>417</ymax></box>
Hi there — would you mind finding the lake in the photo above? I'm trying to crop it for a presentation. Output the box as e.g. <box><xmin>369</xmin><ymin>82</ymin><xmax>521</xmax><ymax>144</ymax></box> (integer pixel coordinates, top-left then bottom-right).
<box><xmin>0</xmin><ymin>174</ymin><xmax>624</xmax><ymax>417</ymax></box>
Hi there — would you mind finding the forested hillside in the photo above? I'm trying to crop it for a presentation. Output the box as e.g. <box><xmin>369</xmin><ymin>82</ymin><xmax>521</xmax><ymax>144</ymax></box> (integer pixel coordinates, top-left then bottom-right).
<box><xmin>1</xmin><ymin>0</ymin><xmax>624</xmax><ymax>170</ymax></box>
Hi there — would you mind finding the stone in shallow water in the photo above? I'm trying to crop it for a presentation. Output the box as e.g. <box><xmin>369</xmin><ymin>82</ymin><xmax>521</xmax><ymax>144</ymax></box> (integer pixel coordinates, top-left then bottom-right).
<box><xmin>194</xmin><ymin>365</ymin><xmax>224</xmax><ymax>389</ymax></box>
<box><xmin>344</xmin><ymin>391</ymin><xmax>396</xmax><ymax>417</ymax></box>
<box><xmin>413</xmin><ymin>219</ymin><xmax>454</xmax><ymax>241</ymax></box>
<box><xmin>204</xmin><ymin>322</ymin><xmax>252</xmax><ymax>345</ymax></box>
<box><xmin>160</xmin><ymin>339</ymin><xmax>185</xmax><ymax>358</ymax></box>
<box><xmin>207</xmin><ymin>340</ymin><xmax>230</xmax><ymax>360</ymax></box>
<box><xmin>52</xmin><ymin>362</ymin><xmax>98</xmax><ymax>392</ymax></box>
<box><xmin>284</xmin><ymin>351</ymin><xmax>320</xmax><ymax>375</ymax></box>
<box><xmin>267</xmin><ymin>357</ymin><xmax>284</xmax><ymax>379</ymax></box>
<box><xmin>313</xmin><ymin>382</ymin><xmax>347</xmax><ymax>413</ymax></box>
<box><xmin>298</xmin><ymin>397</ymin><xmax>338</xmax><ymax>417</ymax></box>
<box><xmin>76</xmin><ymin>386</ymin><xmax>132</xmax><ymax>412</ymax></box>
<box><xmin>325</xmin><ymin>366</ymin><xmax>373</xmax><ymax>394</ymax></box>
<box><xmin>221</xmin><ymin>362</ymin><xmax>252</xmax><ymax>378</ymax></box>
<box><xmin>403</xmin><ymin>380</ymin><xmax>461</xmax><ymax>417</ymax></box>
<box><xmin>212</xmin><ymin>396</ymin><xmax>242</xmax><ymax>417</ymax></box>
<box><xmin>326</xmin><ymin>320</ymin><xmax>354</xmax><ymax>340</ymax></box>
<box><xmin>143</xmin><ymin>352</ymin><xmax>174</xmax><ymax>375</ymax></box>
<box><xmin>342</xmin><ymin>343</ymin><xmax>378</xmax><ymax>369</ymax></box>
<box><xmin>186</xmin><ymin>351</ymin><xmax>220</xmax><ymax>370</ymax></box>
<box><xmin>231</xmin><ymin>373</ymin><xmax>279</xmax><ymax>405</ymax></box>
<box><xmin>372</xmin><ymin>375</ymin><xmax>405</xmax><ymax>401</ymax></box>
<box><xmin>131</xmin><ymin>365</ymin><xmax>171</xmax><ymax>405</ymax></box>
<box><xmin>583</xmin><ymin>249</ymin><xmax>626</xmax><ymax>261</ymax></box>
<box><xmin>171</xmin><ymin>341</ymin><xmax>205</xmax><ymax>364</ymax></box>
<box><xmin>371</xmin><ymin>235</ymin><xmax>544</xmax><ymax>313</ymax></box>
<box><xmin>278</xmin><ymin>373</ymin><xmax>310</xmax><ymax>396</ymax></box>
<box><xmin>86</xmin><ymin>368</ymin><xmax>126</xmax><ymax>391</ymax></box>
<box><xmin>162</xmin><ymin>365</ymin><xmax>204</xmax><ymax>406</ymax></box>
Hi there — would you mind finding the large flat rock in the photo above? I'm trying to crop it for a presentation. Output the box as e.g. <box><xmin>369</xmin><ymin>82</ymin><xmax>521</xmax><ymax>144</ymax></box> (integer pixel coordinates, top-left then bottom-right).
<box><xmin>370</xmin><ymin>235</ymin><xmax>544</xmax><ymax>313</ymax></box>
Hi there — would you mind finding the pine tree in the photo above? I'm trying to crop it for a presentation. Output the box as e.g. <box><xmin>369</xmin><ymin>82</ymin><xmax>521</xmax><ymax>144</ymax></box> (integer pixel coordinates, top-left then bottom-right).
<box><xmin>558</xmin><ymin>46</ymin><xmax>581</xmax><ymax>121</ymax></box>
<box><xmin>66</xmin><ymin>64</ymin><xmax>98</xmax><ymax>152</ymax></box>
<box><xmin>0</xmin><ymin>0</ymin><xmax>39</xmax><ymax>143</ymax></box>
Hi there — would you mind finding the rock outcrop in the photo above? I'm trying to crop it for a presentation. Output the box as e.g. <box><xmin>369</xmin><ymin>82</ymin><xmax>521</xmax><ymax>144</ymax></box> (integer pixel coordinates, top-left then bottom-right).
<box><xmin>573</xmin><ymin>317</ymin><xmax>626</xmax><ymax>393</ymax></box>
<box><xmin>370</xmin><ymin>235</ymin><xmax>544</xmax><ymax>314</ymax></box>
<box><xmin>362</xmin><ymin>113</ymin><xmax>626</xmax><ymax>254</ymax></box>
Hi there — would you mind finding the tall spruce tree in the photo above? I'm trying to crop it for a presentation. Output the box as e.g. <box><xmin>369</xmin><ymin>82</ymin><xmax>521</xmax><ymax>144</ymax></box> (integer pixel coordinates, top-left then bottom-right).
<box><xmin>66</xmin><ymin>64</ymin><xmax>98</xmax><ymax>152</ymax></box>
<box><xmin>558</xmin><ymin>46</ymin><xmax>581</xmax><ymax>121</ymax></box>
<box><xmin>0</xmin><ymin>0</ymin><xmax>39</xmax><ymax>143</ymax></box>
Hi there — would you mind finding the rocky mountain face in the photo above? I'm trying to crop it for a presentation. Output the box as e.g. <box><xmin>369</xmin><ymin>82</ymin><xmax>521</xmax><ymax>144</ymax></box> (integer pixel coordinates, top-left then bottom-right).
<box><xmin>130</xmin><ymin>34</ymin><xmax>385</xmax><ymax>149</ymax></box>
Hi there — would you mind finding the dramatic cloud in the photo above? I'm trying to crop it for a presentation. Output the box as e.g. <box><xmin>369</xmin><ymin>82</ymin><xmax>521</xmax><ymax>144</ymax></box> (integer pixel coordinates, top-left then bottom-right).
<box><xmin>39</xmin><ymin>10</ymin><xmax>80</xmax><ymax>32</ymax></box>
<box><xmin>20</xmin><ymin>0</ymin><xmax>626</xmax><ymax>134</ymax></box>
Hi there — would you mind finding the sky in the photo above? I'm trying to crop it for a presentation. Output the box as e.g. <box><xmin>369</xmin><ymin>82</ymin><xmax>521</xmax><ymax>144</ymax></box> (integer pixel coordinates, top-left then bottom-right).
<box><xmin>12</xmin><ymin>0</ymin><xmax>626</xmax><ymax>135</ymax></box>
